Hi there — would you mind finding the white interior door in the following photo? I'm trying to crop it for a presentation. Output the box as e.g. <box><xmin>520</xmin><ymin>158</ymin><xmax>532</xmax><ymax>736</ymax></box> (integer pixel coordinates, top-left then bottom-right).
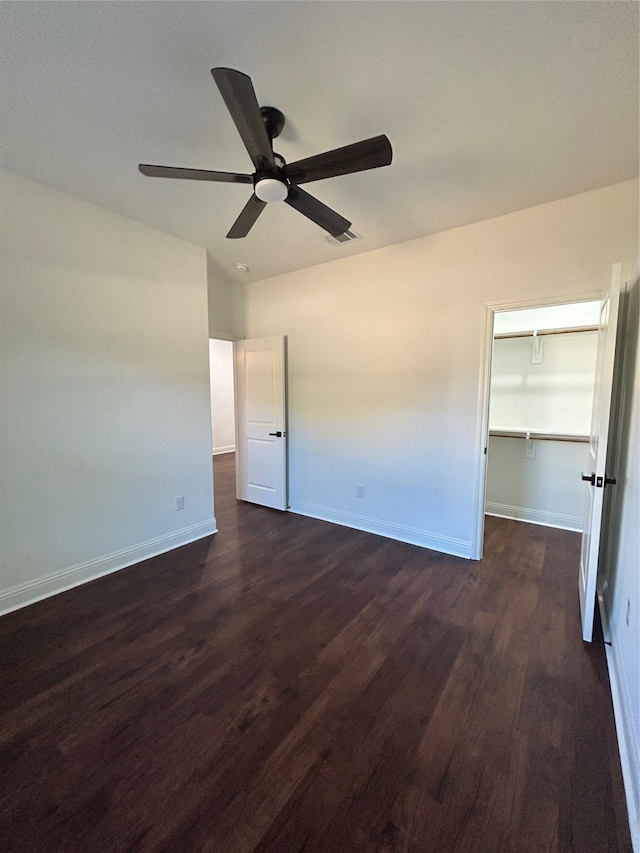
<box><xmin>235</xmin><ymin>336</ymin><xmax>288</xmax><ymax>510</ymax></box>
<box><xmin>579</xmin><ymin>264</ymin><xmax>621</xmax><ymax>642</ymax></box>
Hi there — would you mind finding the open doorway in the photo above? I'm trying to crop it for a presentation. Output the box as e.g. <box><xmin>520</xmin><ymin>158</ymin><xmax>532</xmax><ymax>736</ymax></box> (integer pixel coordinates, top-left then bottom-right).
<box><xmin>485</xmin><ymin>300</ymin><xmax>601</xmax><ymax>534</ymax></box>
<box><xmin>209</xmin><ymin>338</ymin><xmax>237</xmax><ymax>520</ymax></box>
<box><xmin>474</xmin><ymin>267</ymin><xmax>623</xmax><ymax>644</ymax></box>
<box><xmin>209</xmin><ymin>339</ymin><xmax>236</xmax><ymax>458</ymax></box>
<box><xmin>209</xmin><ymin>334</ymin><xmax>289</xmax><ymax>521</ymax></box>
<box><xmin>473</xmin><ymin>294</ymin><xmax>605</xmax><ymax>560</ymax></box>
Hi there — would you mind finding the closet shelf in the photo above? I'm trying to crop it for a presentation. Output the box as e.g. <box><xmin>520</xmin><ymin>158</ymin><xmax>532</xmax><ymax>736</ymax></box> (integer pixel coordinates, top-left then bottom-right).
<box><xmin>489</xmin><ymin>429</ymin><xmax>589</xmax><ymax>444</ymax></box>
<box><xmin>494</xmin><ymin>324</ymin><xmax>598</xmax><ymax>340</ymax></box>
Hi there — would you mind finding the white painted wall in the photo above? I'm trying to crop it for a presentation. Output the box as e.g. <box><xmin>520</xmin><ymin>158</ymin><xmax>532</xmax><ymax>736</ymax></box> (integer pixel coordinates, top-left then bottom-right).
<box><xmin>0</xmin><ymin>169</ymin><xmax>216</xmax><ymax>612</ymax></box>
<box><xmin>485</xmin><ymin>438</ymin><xmax>590</xmax><ymax>531</ymax></box>
<box><xmin>489</xmin><ymin>332</ymin><xmax>598</xmax><ymax>434</ymax></box>
<box><xmin>243</xmin><ymin>179</ymin><xmax>637</xmax><ymax>558</ymax></box>
<box><xmin>209</xmin><ymin>339</ymin><xmax>236</xmax><ymax>455</ymax></box>
<box><xmin>207</xmin><ymin>253</ymin><xmax>244</xmax><ymax>341</ymax></box>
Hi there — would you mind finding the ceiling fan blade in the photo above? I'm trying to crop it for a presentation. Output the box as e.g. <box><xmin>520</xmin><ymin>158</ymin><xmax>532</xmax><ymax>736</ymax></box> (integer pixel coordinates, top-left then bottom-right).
<box><xmin>285</xmin><ymin>186</ymin><xmax>351</xmax><ymax>237</ymax></box>
<box><xmin>285</xmin><ymin>135</ymin><xmax>392</xmax><ymax>185</ymax></box>
<box><xmin>211</xmin><ymin>67</ymin><xmax>275</xmax><ymax>172</ymax></box>
<box><xmin>139</xmin><ymin>164</ymin><xmax>252</xmax><ymax>183</ymax></box>
<box><xmin>226</xmin><ymin>194</ymin><xmax>267</xmax><ymax>239</ymax></box>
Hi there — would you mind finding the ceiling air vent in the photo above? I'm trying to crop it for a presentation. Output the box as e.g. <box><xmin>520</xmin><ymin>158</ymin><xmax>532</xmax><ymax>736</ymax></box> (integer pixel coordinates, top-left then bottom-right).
<box><xmin>325</xmin><ymin>229</ymin><xmax>362</xmax><ymax>246</ymax></box>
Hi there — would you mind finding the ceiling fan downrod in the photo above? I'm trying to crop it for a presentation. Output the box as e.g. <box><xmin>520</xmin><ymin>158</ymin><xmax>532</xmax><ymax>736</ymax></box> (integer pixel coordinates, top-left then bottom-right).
<box><xmin>260</xmin><ymin>106</ymin><xmax>285</xmax><ymax>142</ymax></box>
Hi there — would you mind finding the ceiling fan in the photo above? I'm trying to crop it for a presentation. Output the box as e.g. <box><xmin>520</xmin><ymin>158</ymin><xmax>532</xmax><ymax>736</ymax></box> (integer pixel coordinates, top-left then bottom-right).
<box><xmin>139</xmin><ymin>67</ymin><xmax>393</xmax><ymax>239</ymax></box>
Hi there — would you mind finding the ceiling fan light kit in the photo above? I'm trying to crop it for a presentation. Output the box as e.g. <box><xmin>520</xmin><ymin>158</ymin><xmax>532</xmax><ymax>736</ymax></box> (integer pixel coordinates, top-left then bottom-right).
<box><xmin>139</xmin><ymin>67</ymin><xmax>392</xmax><ymax>240</ymax></box>
<box><xmin>254</xmin><ymin>177</ymin><xmax>288</xmax><ymax>203</ymax></box>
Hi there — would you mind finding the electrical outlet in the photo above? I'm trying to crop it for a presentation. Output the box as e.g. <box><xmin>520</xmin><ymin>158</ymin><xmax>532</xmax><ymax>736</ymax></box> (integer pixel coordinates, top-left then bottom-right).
<box><xmin>356</xmin><ymin>485</ymin><xmax>364</xmax><ymax>498</ymax></box>
<box><xmin>176</xmin><ymin>495</ymin><xmax>185</xmax><ymax>511</ymax></box>
<box><xmin>626</xmin><ymin>598</ymin><xmax>631</xmax><ymax>627</ymax></box>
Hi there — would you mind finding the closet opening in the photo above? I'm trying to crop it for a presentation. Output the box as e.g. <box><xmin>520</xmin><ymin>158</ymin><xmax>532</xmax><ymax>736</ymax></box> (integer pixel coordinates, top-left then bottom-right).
<box><xmin>485</xmin><ymin>299</ymin><xmax>600</xmax><ymax>535</ymax></box>
<box><xmin>474</xmin><ymin>296</ymin><xmax>605</xmax><ymax>561</ymax></box>
<box><xmin>473</xmin><ymin>266</ymin><xmax>623</xmax><ymax>642</ymax></box>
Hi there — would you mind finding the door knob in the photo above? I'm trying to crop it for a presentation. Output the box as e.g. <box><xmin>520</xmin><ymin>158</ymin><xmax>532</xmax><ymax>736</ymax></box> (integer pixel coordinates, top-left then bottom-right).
<box><xmin>581</xmin><ymin>472</ymin><xmax>595</xmax><ymax>485</ymax></box>
<box><xmin>268</xmin><ymin>431</ymin><xmax>283</xmax><ymax>437</ymax></box>
<box><xmin>605</xmin><ymin>475</ymin><xmax>617</xmax><ymax>486</ymax></box>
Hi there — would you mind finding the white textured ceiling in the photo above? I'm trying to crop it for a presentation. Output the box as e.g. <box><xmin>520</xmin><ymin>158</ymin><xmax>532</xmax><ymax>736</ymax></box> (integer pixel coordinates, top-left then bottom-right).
<box><xmin>1</xmin><ymin>1</ymin><xmax>638</xmax><ymax>283</ymax></box>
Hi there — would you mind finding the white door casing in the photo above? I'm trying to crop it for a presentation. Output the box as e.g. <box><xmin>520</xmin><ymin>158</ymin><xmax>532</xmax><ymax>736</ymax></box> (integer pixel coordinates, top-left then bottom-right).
<box><xmin>235</xmin><ymin>336</ymin><xmax>288</xmax><ymax>510</ymax></box>
<box><xmin>579</xmin><ymin>264</ymin><xmax>621</xmax><ymax>642</ymax></box>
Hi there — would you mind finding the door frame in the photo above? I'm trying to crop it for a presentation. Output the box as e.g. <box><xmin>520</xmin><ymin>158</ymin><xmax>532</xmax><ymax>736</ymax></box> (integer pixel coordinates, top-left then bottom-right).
<box><xmin>471</xmin><ymin>288</ymin><xmax>605</xmax><ymax>560</ymax></box>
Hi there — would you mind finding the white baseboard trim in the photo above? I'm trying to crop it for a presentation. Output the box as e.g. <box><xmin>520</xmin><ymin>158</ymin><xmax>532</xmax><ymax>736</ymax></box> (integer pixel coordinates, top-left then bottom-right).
<box><xmin>213</xmin><ymin>445</ymin><xmax>236</xmax><ymax>456</ymax></box>
<box><xmin>288</xmin><ymin>501</ymin><xmax>472</xmax><ymax>559</ymax></box>
<box><xmin>601</xmin><ymin>602</ymin><xmax>640</xmax><ymax>852</ymax></box>
<box><xmin>0</xmin><ymin>519</ymin><xmax>218</xmax><ymax>616</ymax></box>
<box><xmin>485</xmin><ymin>502</ymin><xmax>582</xmax><ymax>532</ymax></box>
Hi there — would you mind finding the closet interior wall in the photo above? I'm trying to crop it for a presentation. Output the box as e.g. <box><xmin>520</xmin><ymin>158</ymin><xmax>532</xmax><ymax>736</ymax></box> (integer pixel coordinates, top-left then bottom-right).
<box><xmin>485</xmin><ymin>302</ymin><xmax>600</xmax><ymax>532</ymax></box>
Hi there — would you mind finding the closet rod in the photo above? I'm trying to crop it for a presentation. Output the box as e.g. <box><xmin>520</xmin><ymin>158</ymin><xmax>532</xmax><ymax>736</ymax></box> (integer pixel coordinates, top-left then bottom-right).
<box><xmin>494</xmin><ymin>324</ymin><xmax>598</xmax><ymax>340</ymax></box>
<box><xmin>489</xmin><ymin>429</ymin><xmax>589</xmax><ymax>444</ymax></box>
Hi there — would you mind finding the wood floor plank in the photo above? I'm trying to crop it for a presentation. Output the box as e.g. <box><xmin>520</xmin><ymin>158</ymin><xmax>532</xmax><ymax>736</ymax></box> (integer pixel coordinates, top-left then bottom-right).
<box><xmin>0</xmin><ymin>453</ymin><xmax>632</xmax><ymax>852</ymax></box>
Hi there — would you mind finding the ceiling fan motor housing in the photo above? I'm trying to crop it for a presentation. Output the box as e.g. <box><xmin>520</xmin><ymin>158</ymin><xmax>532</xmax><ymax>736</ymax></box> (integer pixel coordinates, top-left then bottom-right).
<box><xmin>260</xmin><ymin>106</ymin><xmax>285</xmax><ymax>141</ymax></box>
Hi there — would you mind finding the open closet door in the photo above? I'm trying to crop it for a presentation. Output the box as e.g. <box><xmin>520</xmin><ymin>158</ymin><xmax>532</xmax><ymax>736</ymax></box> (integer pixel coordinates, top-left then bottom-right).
<box><xmin>235</xmin><ymin>336</ymin><xmax>288</xmax><ymax>510</ymax></box>
<box><xmin>579</xmin><ymin>264</ymin><xmax>621</xmax><ymax>642</ymax></box>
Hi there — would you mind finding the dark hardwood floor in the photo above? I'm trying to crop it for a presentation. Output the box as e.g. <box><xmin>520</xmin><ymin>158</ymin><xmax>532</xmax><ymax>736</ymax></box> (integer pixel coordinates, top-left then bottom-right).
<box><xmin>0</xmin><ymin>453</ymin><xmax>631</xmax><ymax>852</ymax></box>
